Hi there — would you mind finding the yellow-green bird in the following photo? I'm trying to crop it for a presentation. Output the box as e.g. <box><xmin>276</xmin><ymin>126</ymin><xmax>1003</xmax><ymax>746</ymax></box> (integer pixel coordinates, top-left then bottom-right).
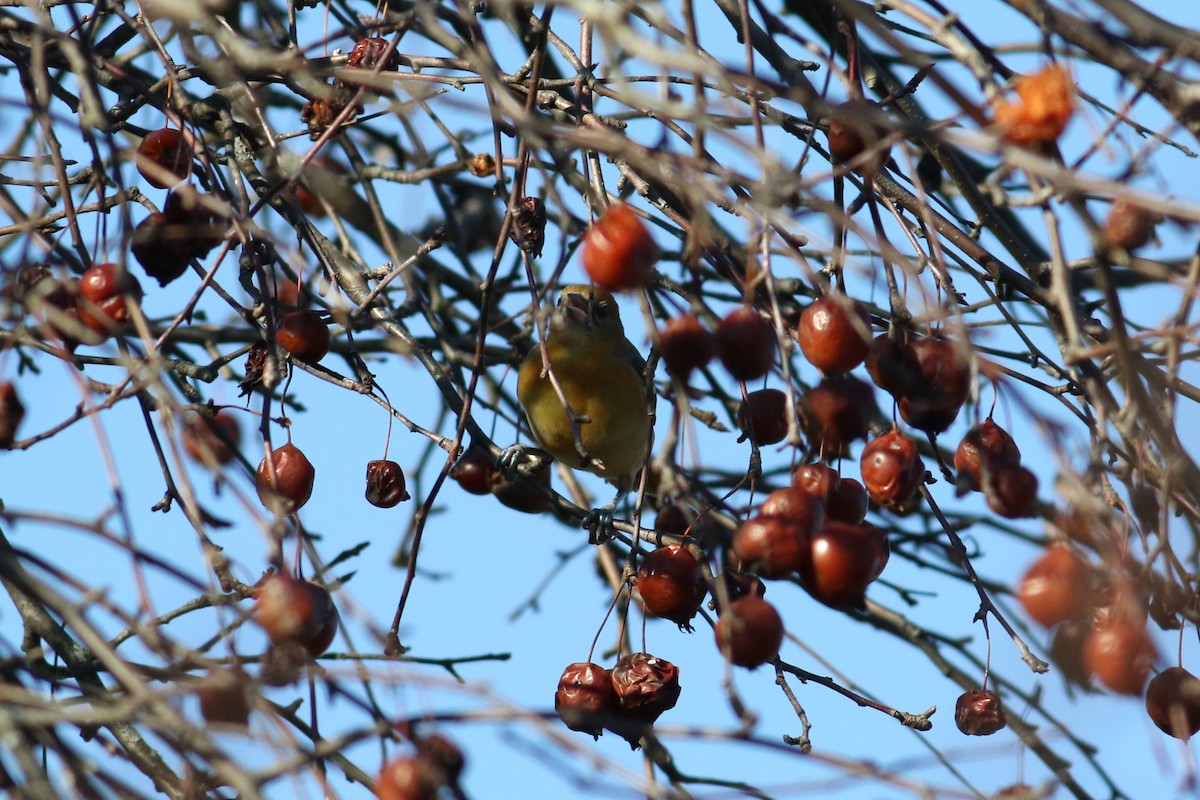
<box><xmin>517</xmin><ymin>285</ymin><xmax>652</xmax><ymax>491</ymax></box>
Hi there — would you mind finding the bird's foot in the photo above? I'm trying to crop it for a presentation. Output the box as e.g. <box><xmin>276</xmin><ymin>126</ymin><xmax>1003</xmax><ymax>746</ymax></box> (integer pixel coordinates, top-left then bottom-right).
<box><xmin>583</xmin><ymin>500</ymin><xmax>619</xmax><ymax>545</ymax></box>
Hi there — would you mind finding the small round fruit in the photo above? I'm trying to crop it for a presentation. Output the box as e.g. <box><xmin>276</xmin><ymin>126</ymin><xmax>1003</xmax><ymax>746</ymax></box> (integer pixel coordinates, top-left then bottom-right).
<box><xmin>609</xmin><ymin>652</ymin><xmax>680</xmax><ymax>725</ymax></box>
<box><xmin>796</xmin><ymin>294</ymin><xmax>871</xmax><ymax>374</ymax></box>
<box><xmin>984</xmin><ymin>464</ymin><xmax>1039</xmax><ymax>518</ymax></box>
<box><xmin>897</xmin><ymin>337</ymin><xmax>971</xmax><ymax>433</ymax></box>
<box><xmin>731</xmin><ymin>515</ymin><xmax>808</xmax><ymax>579</ymax></box>
<box><xmin>255</xmin><ymin>573</ymin><xmax>339</xmax><ymax>657</ymax></box>
<box><xmin>276</xmin><ymin>310</ymin><xmax>331</xmax><ymax>363</ymax></box>
<box><xmin>414</xmin><ymin>734</ymin><xmax>464</xmax><ymax>786</ymax></box>
<box><xmin>555</xmin><ymin>662</ymin><xmax>618</xmax><ymax>738</ymax></box>
<box><xmin>488</xmin><ymin>449</ymin><xmax>551</xmax><ymax>514</ymax></box>
<box><xmin>802</xmin><ymin>375</ymin><xmax>877</xmax><ymax>452</ymax></box>
<box><xmin>581</xmin><ymin>203</ymin><xmax>658</xmax><ymax>292</ymax></box>
<box><xmin>1016</xmin><ymin>545</ymin><xmax>1092</xmax><ymax>628</ymax></box>
<box><xmin>655</xmin><ymin>504</ymin><xmax>690</xmax><ymax>535</ymax></box>
<box><xmin>0</xmin><ymin>382</ymin><xmax>25</xmax><ymax>449</ymax></box>
<box><xmin>860</xmin><ymin>430</ymin><xmax>925</xmax><ymax>510</ymax></box>
<box><xmin>1102</xmin><ymin>200</ymin><xmax>1155</xmax><ymax>252</ymax></box>
<box><xmin>451</xmin><ymin>445</ymin><xmax>496</xmax><ymax>496</ymax></box>
<box><xmin>1145</xmin><ymin>667</ymin><xmax>1200</xmax><ymax>739</ymax></box>
<box><xmin>636</xmin><ymin>544</ymin><xmax>707</xmax><ymax>628</ymax></box>
<box><xmin>377</xmin><ymin>755</ymin><xmax>439</xmax><ymax>800</ymax></box>
<box><xmin>827</xmin><ymin>100</ymin><xmax>891</xmax><ymax>175</ymax></box>
<box><xmin>1083</xmin><ymin>619</ymin><xmax>1156</xmax><ymax>696</ymax></box>
<box><xmin>182</xmin><ymin>411</ymin><xmax>241</xmax><ymax>465</ymax></box>
<box><xmin>865</xmin><ymin>331</ymin><xmax>922</xmax><ymax>398</ymax></box>
<box><xmin>759</xmin><ymin>487</ymin><xmax>826</xmax><ymax>534</ymax></box>
<box><xmin>77</xmin><ymin>263</ymin><xmax>143</xmax><ymax>336</ymax></box>
<box><xmin>798</xmin><ymin>521</ymin><xmax>888</xmax><ymax>610</ymax></box>
<box><xmin>737</xmin><ymin>388</ymin><xmax>789</xmax><ymax>445</ymax></box>
<box><xmin>366</xmin><ymin>459</ymin><xmax>409</xmax><ymax>508</ymax></box>
<box><xmin>955</xmin><ymin>419</ymin><xmax>1021</xmax><ymax>492</ymax></box>
<box><xmin>954</xmin><ymin>689</ymin><xmax>1007</xmax><ymax>736</ymax></box>
<box><xmin>197</xmin><ymin>667</ymin><xmax>253</xmax><ymax>727</ymax></box>
<box><xmin>715</xmin><ymin>307</ymin><xmax>776</xmax><ymax>381</ymax></box>
<box><xmin>827</xmin><ymin>477</ymin><xmax>869</xmax><ymax>524</ymax></box>
<box><xmin>792</xmin><ymin>463</ymin><xmax>839</xmax><ymax>503</ymax></box>
<box><xmin>136</xmin><ymin>127</ymin><xmax>193</xmax><ymax>188</ymax></box>
<box><xmin>659</xmin><ymin>314</ymin><xmax>715</xmax><ymax>381</ymax></box>
<box><xmin>714</xmin><ymin>595</ymin><xmax>784</xmax><ymax>669</ymax></box>
<box><xmin>255</xmin><ymin>442</ymin><xmax>316</xmax><ymax>513</ymax></box>
<box><xmin>346</xmin><ymin>36</ymin><xmax>401</xmax><ymax>71</ymax></box>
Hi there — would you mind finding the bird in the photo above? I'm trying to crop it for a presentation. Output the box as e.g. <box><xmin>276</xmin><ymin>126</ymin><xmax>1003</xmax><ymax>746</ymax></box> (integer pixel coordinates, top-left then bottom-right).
<box><xmin>516</xmin><ymin>285</ymin><xmax>652</xmax><ymax>493</ymax></box>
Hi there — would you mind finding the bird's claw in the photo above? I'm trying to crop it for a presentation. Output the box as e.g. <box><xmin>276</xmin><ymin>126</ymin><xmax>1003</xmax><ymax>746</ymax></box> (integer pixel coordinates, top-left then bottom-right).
<box><xmin>584</xmin><ymin>502</ymin><xmax>617</xmax><ymax>545</ymax></box>
<box><xmin>497</xmin><ymin>444</ymin><xmax>529</xmax><ymax>477</ymax></box>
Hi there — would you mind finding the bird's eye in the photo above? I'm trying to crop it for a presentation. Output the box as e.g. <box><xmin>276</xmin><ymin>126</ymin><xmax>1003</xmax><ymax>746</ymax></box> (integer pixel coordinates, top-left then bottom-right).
<box><xmin>594</xmin><ymin>304</ymin><xmax>610</xmax><ymax>318</ymax></box>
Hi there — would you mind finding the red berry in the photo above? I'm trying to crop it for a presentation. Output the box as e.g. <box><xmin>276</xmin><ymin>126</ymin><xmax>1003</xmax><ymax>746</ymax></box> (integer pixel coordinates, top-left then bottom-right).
<box><xmin>1016</xmin><ymin>545</ymin><xmax>1092</xmax><ymax>627</ymax></box>
<box><xmin>827</xmin><ymin>477</ymin><xmax>869</xmax><ymax>524</ymax></box>
<box><xmin>860</xmin><ymin>430</ymin><xmax>925</xmax><ymax>510</ymax></box>
<box><xmin>581</xmin><ymin>203</ymin><xmax>658</xmax><ymax>292</ymax></box>
<box><xmin>197</xmin><ymin>667</ymin><xmax>253</xmax><ymax>727</ymax></box>
<box><xmin>488</xmin><ymin>449</ymin><xmax>551</xmax><ymax>514</ymax></box>
<box><xmin>792</xmin><ymin>463</ymin><xmax>839</xmax><ymax>503</ymax></box>
<box><xmin>450</xmin><ymin>445</ymin><xmax>496</xmax><ymax>496</ymax></box>
<box><xmin>758</xmin><ymin>487</ymin><xmax>826</xmax><ymax>534</ymax></box>
<box><xmin>798</xmin><ymin>520</ymin><xmax>888</xmax><ymax>610</ymax></box>
<box><xmin>827</xmin><ymin>100</ymin><xmax>891</xmax><ymax>175</ymax></box>
<box><xmin>77</xmin><ymin>263</ymin><xmax>142</xmax><ymax>336</ymax></box>
<box><xmin>609</xmin><ymin>652</ymin><xmax>680</xmax><ymax>728</ymax></box>
<box><xmin>255</xmin><ymin>442</ymin><xmax>316</xmax><ymax>513</ymax></box>
<box><xmin>366</xmin><ymin>459</ymin><xmax>409</xmax><ymax>508</ymax></box>
<box><xmin>182</xmin><ymin>411</ymin><xmax>241</xmax><ymax>465</ymax></box>
<box><xmin>715</xmin><ymin>307</ymin><xmax>776</xmax><ymax>381</ymax></box>
<box><xmin>636</xmin><ymin>544</ymin><xmax>707</xmax><ymax>629</ymax></box>
<box><xmin>0</xmin><ymin>382</ymin><xmax>25</xmax><ymax>448</ymax></box>
<box><xmin>865</xmin><ymin>331</ymin><xmax>922</xmax><ymax>398</ymax></box>
<box><xmin>1084</xmin><ymin>619</ymin><xmax>1156</xmax><ymax>696</ymax></box>
<box><xmin>737</xmin><ymin>388</ymin><xmax>790</xmax><ymax>445</ymax></box>
<box><xmin>802</xmin><ymin>375</ymin><xmax>877</xmax><ymax>452</ymax></box>
<box><xmin>1145</xmin><ymin>667</ymin><xmax>1200</xmax><ymax>739</ymax></box>
<box><xmin>346</xmin><ymin>36</ymin><xmax>400</xmax><ymax>72</ymax></box>
<box><xmin>731</xmin><ymin>515</ymin><xmax>808</xmax><ymax>579</ymax></box>
<box><xmin>276</xmin><ymin>311</ymin><xmax>331</xmax><ymax>363</ymax></box>
<box><xmin>377</xmin><ymin>755</ymin><xmax>440</xmax><ymax>800</ymax></box>
<box><xmin>136</xmin><ymin>127</ymin><xmax>193</xmax><ymax>189</ymax></box>
<box><xmin>714</xmin><ymin>595</ymin><xmax>784</xmax><ymax>669</ymax></box>
<box><xmin>1103</xmin><ymin>199</ymin><xmax>1155</xmax><ymax>252</ymax></box>
<box><xmin>955</xmin><ymin>419</ymin><xmax>1020</xmax><ymax>491</ymax></box>
<box><xmin>984</xmin><ymin>464</ymin><xmax>1039</xmax><ymax>518</ymax></box>
<box><xmin>796</xmin><ymin>294</ymin><xmax>871</xmax><ymax>374</ymax></box>
<box><xmin>555</xmin><ymin>662</ymin><xmax>618</xmax><ymax>738</ymax></box>
<box><xmin>659</xmin><ymin>314</ymin><xmax>715</xmax><ymax>381</ymax></box>
<box><xmin>954</xmin><ymin>689</ymin><xmax>1007</xmax><ymax>736</ymax></box>
<box><xmin>655</xmin><ymin>504</ymin><xmax>690</xmax><ymax>535</ymax></box>
<box><xmin>255</xmin><ymin>573</ymin><xmax>339</xmax><ymax>657</ymax></box>
<box><xmin>897</xmin><ymin>337</ymin><xmax>971</xmax><ymax>433</ymax></box>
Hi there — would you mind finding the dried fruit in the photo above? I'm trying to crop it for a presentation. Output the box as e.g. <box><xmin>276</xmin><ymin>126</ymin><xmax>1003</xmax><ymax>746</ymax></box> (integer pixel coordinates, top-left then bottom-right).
<box><xmin>255</xmin><ymin>442</ymin><xmax>316</xmax><ymax>513</ymax></box>
<box><xmin>182</xmin><ymin>411</ymin><xmax>241</xmax><ymax>465</ymax></box>
<box><xmin>732</xmin><ymin>515</ymin><xmax>808</xmax><ymax>579</ymax></box>
<box><xmin>136</xmin><ymin>127</ymin><xmax>193</xmax><ymax>189</ymax></box>
<box><xmin>610</xmin><ymin>652</ymin><xmax>680</xmax><ymax>737</ymax></box>
<box><xmin>581</xmin><ymin>203</ymin><xmax>658</xmax><ymax>292</ymax></box>
<box><xmin>276</xmin><ymin>311</ymin><xmax>331</xmax><ymax>363</ymax></box>
<box><xmin>636</xmin><ymin>544</ymin><xmax>707</xmax><ymax>629</ymax></box>
<box><xmin>860</xmin><ymin>430</ymin><xmax>925</xmax><ymax>510</ymax></box>
<box><xmin>955</xmin><ymin>419</ymin><xmax>1021</xmax><ymax>492</ymax></box>
<box><xmin>255</xmin><ymin>573</ymin><xmax>339</xmax><ymax>657</ymax></box>
<box><xmin>737</xmin><ymin>388</ymin><xmax>790</xmax><ymax>445</ymax></box>
<box><xmin>77</xmin><ymin>263</ymin><xmax>143</xmax><ymax>337</ymax></box>
<box><xmin>366</xmin><ymin>459</ymin><xmax>409</xmax><ymax>508</ymax></box>
<box><xmin>1103</xmin><ymin>200</ymin><xmax>1156</xmax><ymax>252</ymax></box>
<box><xmin>1016</xmin><ymin>545</ymin><xmax>1092</xmax><ymax>627</ymax></box>
<box><xmin>798</xmin><ymin>520</ymin><xmax>888</xmax><ymax>610</ymax></box>
<box><xmin>197</xmin><ymin>667</ymin><xmax>253</xmax><ymax>727</ymax></box>
<box><xmin>992</xmin><ymin>64</ymin><xmax>1075</xmax><ymax>147</ymax></box>
<box><xmin>509</xmin><ymin>196</ymin><xmax>546</xmax><ymax>258</ymax></box>
<box><xmin>659</xmin><ymin>314</ymin><xmax>715</xmax><ymax>381</ymax></box>
<box><xmin>796</xmin><ymin>294</ymin><xmax>871</xmax><ymax>374</ymax></box>
<box><xmin>715</xmin><ymin>307</ymin><xmax>776</xmax><ymax>382</ymax></box>
<box><xmin>346</xmin><ymin>36</ymin><xmax>400</xmax><ymax>71</ymax></box>
<box><xmin>955</xmin><ymin>689</ymin><xmax>1007</xmax><ymax>736</ymax></box>
<box><xmin>714</xmin><ymin>595</ymin><xmax>784</xmax><ymax>669</ymax></box>
<box><xmin>802</xmin><ymin>375</ymin><xmax>877</xmax><ymax>452</ymax></box>
<box><xmin>1145</xmin><ymin>667</ymin><xmax>1200</xmax><ymax>739</ymax></box>
<box><xmin>555</xmin><ymin>662</ymin><xmax>618</xmax><ymax>738</ymax></box>
<box><xmin>0</xmin><ymin>382</ymin><xmax>25</xmax><ymax>448</ymax></box>
<box><xmin>1083</xmin><ymin>619</ymin><xmax>1156</xmax><ymax>695</ymax></box>
<box><xmin>984</xmin><ymin>464</ymin><xmax>1039</xmax><ymax>518</ymax></box>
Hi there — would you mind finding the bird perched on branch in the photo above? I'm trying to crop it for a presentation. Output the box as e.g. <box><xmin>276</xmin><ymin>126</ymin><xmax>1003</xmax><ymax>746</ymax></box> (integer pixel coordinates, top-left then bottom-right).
<box><xmin>516</xmin><ymin>285</ymin><xmax>652</xmax><ymax>494</ymax></box>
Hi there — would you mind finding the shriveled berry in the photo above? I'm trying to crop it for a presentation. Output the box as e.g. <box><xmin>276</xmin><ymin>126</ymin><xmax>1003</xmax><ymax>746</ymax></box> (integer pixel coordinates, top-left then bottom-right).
<box><xmin>636</xmin><ymin>545</ymin><xmax>707</xmax><ymax>629</ymax></box>
<box><xmin>136</xmin><ymin>127</ymin><xmax>193</xmax><ymax>189</ymax></box>
<box><xmin>737</xmin><ymin>388</ymin><xmax>790</xmax><ymax>445</ymax></box>
<box><xmin>715</xmin><ymin>307</ymin><xmax>775</xmax><ymax>381</ymax></box>
<box><xmin>346</xmin><ymin>36</ymin><xmax>400</xmax><ymax>71</ymax></box>
<box><xmin>1084</xmin><ymin>619</ymin><xmax>1156</xmax><ymax>696</ymax></box>
<box><xmin>1103</xmin><ymin>200</ymin><xmax>1155</xmax><ymax>252</ymax></box>
<box><xmin>255</xmin><ymin>442</ymin><xmax>316</xmax><ymax>513</ymax></box>
<box><xmin>714</xmin><ymin>595</ymin><xmax>784</xmax><ymax>669</ymax></box>
<box><xmin>0</xmin><ymin>382</ymin><xmax>25</xmax><ymax>448</ymax></box>
<box><xmin>860</xmin><ymin>430</ymin><xmax>925</xmax><ymax>510</ymax></box>
<box><xmin>955</xmin><ymin>689</ymin><xmax>1007</xmax><ymax>736</ymax></box>
<box><xmin>276</xmin><ymin>311</ymin><xmax>331</xmax><ymax>363</ymax></box>
<box><xmin>660</xmin><ymin>314</ymin><xmax>715</xmax><ymax>381</ymax></box>
<box><xmin>555</xmin><ymin>662</ymin><xmax>618</xmax><ymax>738</ymax></box>
<box><xmin>182</xmin><ymin>411</ymin><xmax>241</xmax><ymax>465</ymax></box>
<box><xmin>1016</xmin><ymin>545</ymin><xmax>1092</xmax><ymax>627</ymax></box>
<box><xmin>984</xmin><ymin>464</ymin><xmax>1039</xmax><ymax>518</ymax></box>
<box><xmin>955</xmin><ymin>419</ymin><xmax>1020</xmax><ymax>492</ymax></box>
<box><xmin>255</xmin><ymin>573</ymin><xmax>339</xmax><ymax>657</ymax></box>
<box><xmin>197</xmin><ymin>667</ymin><xmax>253</xmax><ymax>727</ymax></box>
<box><xmin>1145</xmin><ymin>667</ymin><xmax>1200</xmax><ymax>739</ymax></box>
<box><xmin>796</xmin><ymin>294</ymin><xmax>871</xmax><ymax>374</ymax></box>
<box><xmin>581</xmin><ymin>203</ymin><xmax>658</xmax><ymax>292</ymax></box>
<box><xmin>610</xmin><ymin>652</ymin><xmax>680</xmax><ymax>730</ymax></box>
<box><xmin>366</xmin><ymin>459</ymin><xmax>409</xmax><ymax>508</ymax></box>
<box><xmin>802</xmin><ymin>375</ymin><xmax>876</xmax><ymax>452</ymax></box>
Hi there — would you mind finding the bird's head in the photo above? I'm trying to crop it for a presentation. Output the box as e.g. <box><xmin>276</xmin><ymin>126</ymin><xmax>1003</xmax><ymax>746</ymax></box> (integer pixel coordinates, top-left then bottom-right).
<box><xmin>552</xmin><ymin>284</ymin><xmax>625</xmax><ymax>336</ymax></box>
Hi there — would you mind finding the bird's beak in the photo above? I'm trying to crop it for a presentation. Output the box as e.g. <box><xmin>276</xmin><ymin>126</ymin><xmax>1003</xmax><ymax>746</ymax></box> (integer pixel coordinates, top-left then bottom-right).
<box><xmin>562</xmin><ymin>292</ymin><xmax>593</xmax><ymax>327</ymax></box>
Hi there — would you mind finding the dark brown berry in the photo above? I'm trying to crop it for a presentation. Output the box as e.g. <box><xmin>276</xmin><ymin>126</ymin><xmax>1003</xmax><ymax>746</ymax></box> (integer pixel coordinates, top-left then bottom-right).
<box><xmin>255</xmin><ymin>442</ymin><xmax>316</xmax><ymax>513</ymax></box>
<box><xmin>759</xmin><ymin>487</ymin><xmax>826</xmax><ymax>535</ymax></box>
<box><xmin>346</xmin><ymin>36</ymin><xmax>400</xmax><ymax>71</ymax></box>
<box><xmin>714</xmin><ymin>595</ymin><xmax>784</xmax><ymax>669</ymax></box>
<box><xmin>136</xmin><ymin>127</ymin><xmax>193</xmax><ymax>189</ymax></box>
<box><xmin>610</xmin><ymin>652</ymin><xmax>680</xmax><ymax>730</ymax></box>
<box><xmin>802</xmin><ymin>375</ymin><xmax>877</xmax><ymax>452</ymax></box>
<box><xmin>798</xmin><ymin>521</ymin><xmax>888</xmax><ymax>610</ymax></box>
<box><xmin>955</xmin><ymin>419</ymin><xmax>1021</xmax><ymax>492</ymax></box>
<box><xmin>366</xmin><ymin>459</ymin><xmax>410</xmax><ymax>508</ymax></box>
<box><xmin>827</xmin><ymin>100</ymin><xmax>890</xmax><ymax>175</ymax></box>
<box><xmin>555</xmin><ymin>662</ymin><xmax>618</xmax><ymax>738</ymax></box>
<box><xmin>732</xmin><ymin>515</ymin><xmax>808</xmax><ymax>579</ymax></box>
<box><xmin>715</xmin><ymin>307</ymin><xmax>776</xmax><ymax>382</ymax></box>
<box><xmin>1103</xmin><ymin>200</ymin><xmax>1155</xmax><ymax>252</ymax></box>
<box><xmin>276</xmin><ymin>311</ymin><xmax>331</xmax><ymax>363</ymax></box>
<box><xmin>897</xmin><ymin>337</ymin><xmax>971</xmax><ymax>433</ymax></box>
<box><xmin>737</xmin><ymin>388</ymin><xmax>790</xmax><ymax>445</ymax></box>
<box><xmin>796</xmin><ymin>294</ymin><xmax>871</xmax><ymax>374</ymax></box>
<box><xmin>182</xmin><ymin>411</ymin><xmax>241</xmax><ymax>465</ymax></box>
<box><xmin>865</xmin><ymin>331</ymin><xmax>922</xmax><ymax>398</ymax></box>
<box><xmin>255</xmin><ymin>573</ymin><xmax>339</xmax><ymax>657</ymax></box>
<box><xmin>955</xmin><ymin>689</ymin><xmax>1007</xmax><ymax>736</ymax></box>
<box><xmin>197</xmin><ymin>667</ymin><xmax>253</xmax><ymax>727</ymax></box>
<box><xmin>509</xmin><ymin>196</ymin><xmax>547</xmax><ymax>258</ymax></box>
<box><xmin>984</xmin><ymin>464</ymin><xmax>1039</xmax><ymax>518</ymax></box>
<box><xmin>860</xmin><ymin>431</ymin><xmax>925</xmax><ymax>510</ymax></box>
<box><xmin>636</xmin><ymin>545</ymin><xmax>707</xmax><ymax>629</ymax></box>
<box><xmin>489</xmin><ymin>449</ymin><xmax>551</xmax><ymax>514</ymax></box>
<box><xmin>1145</xmin><ymin>667</ymin><xmax>1200</xmax><ymax>739</ymax></box>
<box><xmin>659</xmin><ymin>314</ymin><xmax>715</xmax><ymax>381</ymax></box>
<box><xmin>451</xmin><ymin>445</ymin><xmax>497</xmax><ymax>496</ymax></box>
<box><xmin>0</xmin><ymin>382</ymin><xmax>25</xmax><ymax>448</ymax></box>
